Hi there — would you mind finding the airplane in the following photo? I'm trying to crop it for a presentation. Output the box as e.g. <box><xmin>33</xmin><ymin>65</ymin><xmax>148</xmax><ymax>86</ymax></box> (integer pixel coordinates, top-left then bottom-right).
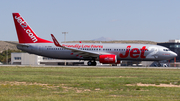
<box><xmin>10</xmin><ymin>13</ymin><xmax>177</xmax><ymax>66</ymax></box>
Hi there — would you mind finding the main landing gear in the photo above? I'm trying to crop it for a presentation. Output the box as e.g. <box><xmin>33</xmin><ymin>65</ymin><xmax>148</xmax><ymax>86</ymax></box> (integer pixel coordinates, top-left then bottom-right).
<box><xmin>157</xmin><ymin>62</ymin><xmax>161</xmax><ymax>67</ymax></box>
<box><xmin>87</xmin><ymin>60</ymin><xmax>97</xmax><ymax>66</ymax></box>
<box><xmin>154</xmin><ymin>61</ymin><xmax>161</xmax><ymax>67</ymax></box>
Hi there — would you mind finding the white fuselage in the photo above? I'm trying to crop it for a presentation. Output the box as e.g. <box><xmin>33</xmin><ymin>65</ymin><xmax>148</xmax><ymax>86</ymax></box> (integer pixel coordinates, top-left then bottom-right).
<box><xmin>17</xmin><ymin>43</ymin><xmax>177</xmax><ymax>61</ymax></box>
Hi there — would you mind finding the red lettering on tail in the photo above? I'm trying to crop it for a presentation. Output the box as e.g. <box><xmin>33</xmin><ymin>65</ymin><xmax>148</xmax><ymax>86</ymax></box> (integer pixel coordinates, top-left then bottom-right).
<box><xmin>12</xmin><ymin>13</ymin><xmax>52</xmax><ymax>43</ymax></box>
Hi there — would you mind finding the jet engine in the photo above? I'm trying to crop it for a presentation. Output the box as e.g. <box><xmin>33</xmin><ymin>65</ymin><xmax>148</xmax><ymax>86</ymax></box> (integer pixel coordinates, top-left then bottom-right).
<box><xmin>99</xmin><ymin>54</ymin><xmax>120</xmax><ymax>64</ymax></box>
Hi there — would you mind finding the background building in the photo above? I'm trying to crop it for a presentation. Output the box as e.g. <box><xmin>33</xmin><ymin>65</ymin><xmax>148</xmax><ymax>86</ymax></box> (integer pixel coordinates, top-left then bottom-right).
<box><xmin>11</xmin><ymin>53</ymin><xmax>84</xmax><ymax>65</ymax></box>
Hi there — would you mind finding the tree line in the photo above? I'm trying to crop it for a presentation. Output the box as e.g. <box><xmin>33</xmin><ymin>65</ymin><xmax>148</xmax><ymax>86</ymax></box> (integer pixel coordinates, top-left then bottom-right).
<box><xmin>0</xmin><ymin>50</ymin><xmax>22</xmax><ymax>64</ymax></box>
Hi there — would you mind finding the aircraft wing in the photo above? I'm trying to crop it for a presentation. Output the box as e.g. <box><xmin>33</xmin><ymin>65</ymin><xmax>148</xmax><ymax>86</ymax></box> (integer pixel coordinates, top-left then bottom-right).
<box><xmin>5</xmin><ymin>41</ymin><xmax>29</xmax><ymax>47</ymax></box>
<box><xmin>62</xmin><ymin>47</ymin><xmax>100</xmax><ymax>57</ymax></box>
<box><xmin>51</xmin><ymin>34</ymin><xmax>110</xmax><ymax>58</ymax></box>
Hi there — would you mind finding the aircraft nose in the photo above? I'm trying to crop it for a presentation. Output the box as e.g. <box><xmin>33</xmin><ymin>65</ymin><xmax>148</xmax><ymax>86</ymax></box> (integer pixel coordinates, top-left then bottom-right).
<box><xmin>170</xmin><ymin>51</ymin><xmax>177</xmax><ymax>58</ymax></box>
<box><xmin>171</xmin><ymin>52</ymin><xmax>177</xmax><ymax>57</ymax></box>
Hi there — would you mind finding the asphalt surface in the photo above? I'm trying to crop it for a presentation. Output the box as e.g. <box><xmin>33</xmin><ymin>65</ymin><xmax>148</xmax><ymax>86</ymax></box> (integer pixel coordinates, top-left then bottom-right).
<box><xmin>1</xmin><ymin>64</ymin><xmax>180</xmax><ymax>69</ymax></box>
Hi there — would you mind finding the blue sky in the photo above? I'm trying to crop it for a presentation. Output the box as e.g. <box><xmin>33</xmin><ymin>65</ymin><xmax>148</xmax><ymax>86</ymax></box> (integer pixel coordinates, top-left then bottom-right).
<box><xmin>0</xmin><ymin>0</ymin><xmax>180</xmax><ymax>42</ymax></box>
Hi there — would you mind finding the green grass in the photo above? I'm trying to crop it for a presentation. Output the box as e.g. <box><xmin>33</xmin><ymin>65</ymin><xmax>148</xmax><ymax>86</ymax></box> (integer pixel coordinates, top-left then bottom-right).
<box><xmin>0</xmin><ymin>66</ymin><xmax>180</xmax><ymax>101</ymax></box>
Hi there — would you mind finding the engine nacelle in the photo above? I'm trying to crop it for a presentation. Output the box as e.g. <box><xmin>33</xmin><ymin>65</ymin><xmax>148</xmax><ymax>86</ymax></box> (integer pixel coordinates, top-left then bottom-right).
<box><xmin>99</xmin><ymin>54</ymin><xmax>119</xmax><ymax>64</ymax></box>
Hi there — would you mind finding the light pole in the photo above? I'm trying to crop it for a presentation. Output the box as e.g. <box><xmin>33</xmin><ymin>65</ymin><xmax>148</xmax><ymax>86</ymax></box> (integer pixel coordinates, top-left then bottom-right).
<box><xmin>6</xmin><ymin>45</ymin><xmax>8</xmax><ymax>64</ymax></box>
<box><xmin>62</xmin><ymin>32</ymin><xmax>68</xmax><ymax>66</ymax></box>
<box><xmin>62</xmin><ymin>32</ymin><xmax>68</xmax><ymax>43</ymax></box>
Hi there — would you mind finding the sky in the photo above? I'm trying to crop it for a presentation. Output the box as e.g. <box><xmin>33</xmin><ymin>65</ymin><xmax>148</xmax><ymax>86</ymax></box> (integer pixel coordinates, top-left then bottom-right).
<box><xmin>0</xmin><ymin>0</ymin><xmax>180</xmax><ymax>42</ymax></box>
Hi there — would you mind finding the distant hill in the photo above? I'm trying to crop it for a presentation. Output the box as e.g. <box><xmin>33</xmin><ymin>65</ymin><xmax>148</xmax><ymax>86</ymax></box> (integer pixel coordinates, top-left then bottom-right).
<box><xmin>92</xmin><ymin>37</ymin><xmax>113</xmax><ymax>41</ymax></box>
<box><xmin>0</xmin><ymin>41</ymin><xmax>18</xmax><ymax>53</ymax></box>
<box><xmin>64</xmin><ymin>40</ymin><xmax>157</xmax><ymax>44</ymax></box>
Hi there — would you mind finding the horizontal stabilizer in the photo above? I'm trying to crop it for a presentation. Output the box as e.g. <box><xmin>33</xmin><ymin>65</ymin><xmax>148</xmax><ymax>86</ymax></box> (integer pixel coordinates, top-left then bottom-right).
<box><xmin>5</xmin><ymin>41</ymin><xmax>29</xmax><ymax>47</ymax></box>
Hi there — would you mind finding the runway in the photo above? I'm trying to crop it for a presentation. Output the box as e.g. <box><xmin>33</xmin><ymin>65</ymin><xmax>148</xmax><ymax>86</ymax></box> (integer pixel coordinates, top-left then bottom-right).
<box><xmin>1</xmin><ymin>64</ymin><xmax>180</xmax><ymax>69</ymax></box>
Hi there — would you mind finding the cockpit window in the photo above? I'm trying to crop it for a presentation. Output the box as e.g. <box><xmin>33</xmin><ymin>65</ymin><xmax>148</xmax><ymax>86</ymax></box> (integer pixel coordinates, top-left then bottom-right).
<box><xmin>163</xmin><ymin>49</ymin><xmax>169</xmax><ymax>51</ymax></box>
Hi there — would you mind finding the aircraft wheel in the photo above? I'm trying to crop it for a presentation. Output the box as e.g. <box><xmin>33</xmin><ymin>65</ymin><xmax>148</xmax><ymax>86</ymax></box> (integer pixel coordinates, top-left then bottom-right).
<box><xmin>87</xmin><ymin>61</ymin><xmax>96</xmax><ymax>66</ymax></box>
<box><xmin>87</xmin><ymin>61</ymin><xmax>91</xmax><ymax>66</ymax></box>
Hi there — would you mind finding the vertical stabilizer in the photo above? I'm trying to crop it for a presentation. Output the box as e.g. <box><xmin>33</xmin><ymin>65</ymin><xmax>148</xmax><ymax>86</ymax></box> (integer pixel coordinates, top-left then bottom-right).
<box><xmin>12</xmin><ymin>13</ymin><xmax>52</xmax><ymax>43</ymax></box>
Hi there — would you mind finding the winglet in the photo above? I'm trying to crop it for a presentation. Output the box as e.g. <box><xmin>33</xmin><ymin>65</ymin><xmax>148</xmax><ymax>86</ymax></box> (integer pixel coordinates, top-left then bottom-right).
<box><xmin>51</xmin><ymin>34</ymin><xmax>62</xmax><ymax>47</ymax></box>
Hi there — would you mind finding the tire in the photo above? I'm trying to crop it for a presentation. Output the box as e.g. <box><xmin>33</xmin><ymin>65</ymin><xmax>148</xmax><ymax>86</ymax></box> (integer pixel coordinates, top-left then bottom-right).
<box><xmin>87</xmin><ymin>61</ymin><xmax>91</xmax><ymax>66</ymax></box>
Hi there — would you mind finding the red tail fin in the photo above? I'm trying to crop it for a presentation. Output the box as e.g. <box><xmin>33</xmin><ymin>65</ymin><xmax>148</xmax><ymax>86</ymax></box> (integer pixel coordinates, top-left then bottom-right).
<box><xmin>12</xmin><ymin>13</ymin><xmax>53</xmax><ymax>43</ymax></box>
